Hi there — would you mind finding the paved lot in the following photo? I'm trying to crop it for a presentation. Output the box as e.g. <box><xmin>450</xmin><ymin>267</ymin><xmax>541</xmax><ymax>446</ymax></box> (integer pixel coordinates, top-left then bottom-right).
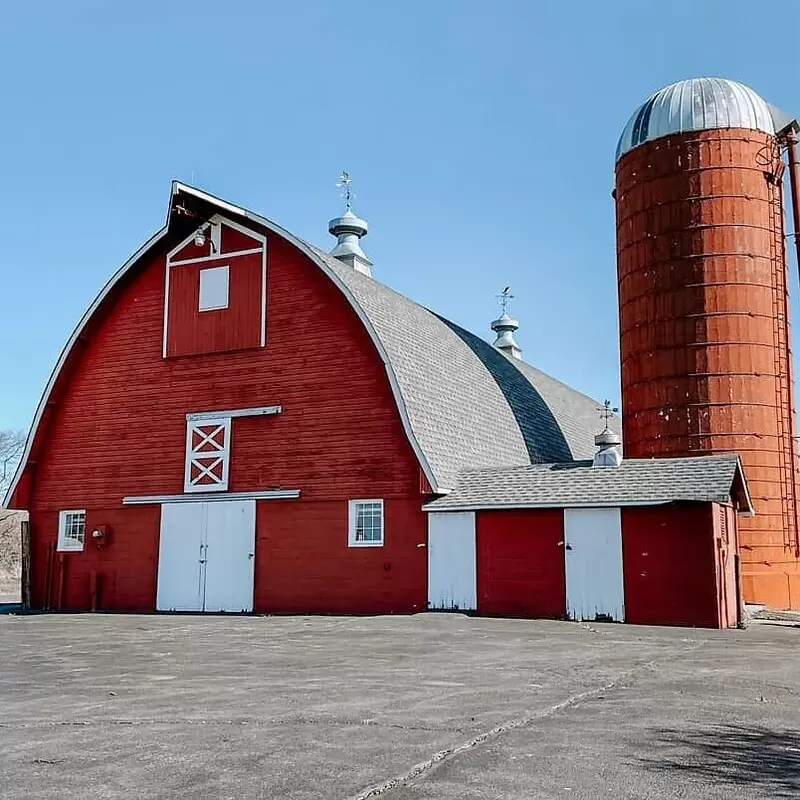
<box><xmin>0</xmin><ymin>613</ymin><xmax>798</xmax><ymax>799</ymax></box>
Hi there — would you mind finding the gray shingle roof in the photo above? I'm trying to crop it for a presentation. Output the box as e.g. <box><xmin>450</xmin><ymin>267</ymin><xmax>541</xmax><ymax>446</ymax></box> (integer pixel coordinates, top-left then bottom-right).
<box><xmin>319</xmin><ymin>250</ymin><xmax>616</xmax><ymax>489</ymax></box>
<box><xmin>423</xmin><ymin>455</ymin><xmax>752</xmax><ymax>512</ymax></box>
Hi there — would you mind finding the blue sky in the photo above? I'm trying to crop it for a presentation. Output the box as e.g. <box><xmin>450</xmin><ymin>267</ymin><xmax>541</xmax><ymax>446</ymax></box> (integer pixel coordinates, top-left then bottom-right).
<box><xmin>1</xmin><ymin>1</ymin><xmax>800</xmax><ymax>433</ymax></box>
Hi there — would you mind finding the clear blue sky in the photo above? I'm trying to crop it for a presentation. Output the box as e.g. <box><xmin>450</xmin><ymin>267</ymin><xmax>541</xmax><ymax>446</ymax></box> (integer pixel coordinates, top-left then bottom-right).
<box><xmin>2</xmin><ymin>1</ymin><xmax>800</xmax><ymax>433</ymax></box>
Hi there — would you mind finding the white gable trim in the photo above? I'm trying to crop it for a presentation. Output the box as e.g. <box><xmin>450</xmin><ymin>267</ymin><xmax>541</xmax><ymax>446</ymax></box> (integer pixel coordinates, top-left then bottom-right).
<box><xmin>162</xmin><ymin>212</ymin><xmax>268</xmax><ymax>358</ymax></box>
<box><xmin>169</xmin><ymin>183</ymin><xmax>440</xmax><ymax>493</ymax></box>
<box><xmin>4</xmin><ymin>181</ymin><xmax>440</xmax><ymax>508</ymax></box>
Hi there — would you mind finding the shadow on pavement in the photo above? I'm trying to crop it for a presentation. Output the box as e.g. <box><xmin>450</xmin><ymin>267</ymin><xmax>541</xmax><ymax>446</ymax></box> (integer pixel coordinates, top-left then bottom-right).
<box><xmin>639</xmin><ymin>724</ymin><xmax>800</xmax><ymax>797</ymax></box>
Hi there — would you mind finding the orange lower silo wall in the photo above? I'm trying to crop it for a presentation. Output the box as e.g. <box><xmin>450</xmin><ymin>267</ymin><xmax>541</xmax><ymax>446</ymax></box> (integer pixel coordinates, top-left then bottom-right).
<box><xmin>616</xmin><ymin>129</ymin><xmax>800</xmax><ymax>609</ymax></box>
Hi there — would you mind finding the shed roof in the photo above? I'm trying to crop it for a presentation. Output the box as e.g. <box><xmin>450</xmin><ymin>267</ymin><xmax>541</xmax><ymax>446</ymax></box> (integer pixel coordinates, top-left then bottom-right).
<box><xmin>423</xmin><ymin>455</ymin><xmax>753</xmax><ymax>513</ymax></box>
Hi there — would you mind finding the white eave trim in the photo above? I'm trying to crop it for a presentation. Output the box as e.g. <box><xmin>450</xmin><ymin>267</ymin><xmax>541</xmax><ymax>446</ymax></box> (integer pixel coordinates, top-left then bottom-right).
<box><xmin>5</xmin><ymin>181</ymin><xmax>441</xmax><ymax>508</ymax></box>
<box><xmin>186</xmin><ymin>405</ymin><xmax>282</xmax><ymax>421</ymax></box>
<box><xmin>422</xmin><ymin>499</ymin><xmax>679</xmax><ymax>512</ymax></box>
<box><xmin>3</xmin><ymin>226</ymin><xmax>171</xmax><ymax>508</ymax></box>
<box><xmin>123</xmin><ymin>489</ymin><xmax>301</xmax><ymax>505</ymax></box>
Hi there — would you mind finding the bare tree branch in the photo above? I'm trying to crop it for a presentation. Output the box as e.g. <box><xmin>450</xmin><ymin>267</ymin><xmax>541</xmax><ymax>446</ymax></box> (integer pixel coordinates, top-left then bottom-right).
<box><xmin>0</xmin><ymin>429</ymin><xmax>25</xmax><ymax>503</ymax></box>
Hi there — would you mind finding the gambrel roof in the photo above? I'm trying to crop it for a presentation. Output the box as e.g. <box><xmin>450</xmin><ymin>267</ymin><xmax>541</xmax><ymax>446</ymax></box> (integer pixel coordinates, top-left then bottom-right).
<box><xmin>5</xmin><ymin>183</ymin><xmax>617</xmax><ymax>503</ymax></box>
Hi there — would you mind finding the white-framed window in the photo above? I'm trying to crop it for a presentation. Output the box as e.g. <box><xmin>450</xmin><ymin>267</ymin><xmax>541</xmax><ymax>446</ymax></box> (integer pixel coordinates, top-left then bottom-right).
<box><xmin>57</xmin><ymin>510</ymin><xmax>86</xmax><ymax>552</ymax></box>
<box><xmin>198</xmin><ymin>265</ymin><xmax>230</xmax><ymax>311</ymax></box>
<box><xmin>184</xmin><ymin>417</ymin><xmax>232</xmax><ymax>492</ymax></box>
<box><xmin>348</xmin><ymin>499</ymin><xmax>384</xmax><ymax>547</ymax></box>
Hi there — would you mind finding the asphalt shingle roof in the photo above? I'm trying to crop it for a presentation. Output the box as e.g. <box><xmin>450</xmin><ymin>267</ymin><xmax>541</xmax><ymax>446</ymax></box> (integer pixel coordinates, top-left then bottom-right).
<box><xmin>318</xmin><ymin>250</ymin><xmax>617</xmax><ymax>490</ymax></box>
<box><xmin>423</xmin><ymin>455</ymin><xmax>751</xmax><ymax>512</ymax></box>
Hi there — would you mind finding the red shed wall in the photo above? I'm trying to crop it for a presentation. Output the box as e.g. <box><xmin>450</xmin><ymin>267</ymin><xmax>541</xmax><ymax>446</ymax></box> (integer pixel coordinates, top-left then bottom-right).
<box><xmin>23</xmin><ymin>230</ymin><xmax>426</xmax><ymax>613</ymax></box>
<box><xmin>476</xmin><ymin>509</ymin><xmax>565</xmax><ymax>618</ymax></box>
<box><xmin>621</xmin><ymin>504</ymin><xmax>721</xmax><ymax>628</ymax></box>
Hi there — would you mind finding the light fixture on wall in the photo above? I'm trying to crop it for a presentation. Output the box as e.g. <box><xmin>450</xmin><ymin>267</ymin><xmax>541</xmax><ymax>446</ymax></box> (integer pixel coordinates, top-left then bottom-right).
<box><xmin>194</xmin><ymin>224</ymin><xmax>219</xmax><ymax>252</ymax></box>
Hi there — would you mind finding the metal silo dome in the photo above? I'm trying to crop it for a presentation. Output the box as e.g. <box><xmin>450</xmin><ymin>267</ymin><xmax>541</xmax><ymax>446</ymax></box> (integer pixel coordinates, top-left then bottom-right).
<box><xmin>616</xmin><ymin>77</ymin><xmax>775</xmax><ymax>162</ymax></box>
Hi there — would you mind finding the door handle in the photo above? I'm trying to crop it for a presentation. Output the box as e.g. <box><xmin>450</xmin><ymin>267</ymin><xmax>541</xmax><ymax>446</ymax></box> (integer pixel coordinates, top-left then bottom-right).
<box><xmin>248</xmin><ymin>553</ymin><xmax>254</xmax><ymax>559</ymax></box>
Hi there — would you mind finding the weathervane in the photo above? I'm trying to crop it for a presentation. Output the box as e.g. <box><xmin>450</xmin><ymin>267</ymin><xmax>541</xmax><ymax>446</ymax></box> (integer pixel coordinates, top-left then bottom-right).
<box><xmin>598</xmin><ymin>399</ymin><xmax>619</xmax><ymax>427</ymax></box>
<box><xmin>336</xmin><ymin>171</ymin><xmax>353</xmax><ymax>211</ymax></box>
<box><xmin>496</xmin><ymin>286</ymin><xmax>514</xmax><ymax>314</ymax></box>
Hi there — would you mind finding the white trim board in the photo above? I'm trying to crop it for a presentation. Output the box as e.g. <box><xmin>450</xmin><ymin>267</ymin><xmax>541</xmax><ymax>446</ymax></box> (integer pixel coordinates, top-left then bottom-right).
<box><xmin>123</xmin><ymin>489</ymin><xmax>301</xmax><ymax>505</ymax></box>
<box><xmin>422</xmin><ymin>500</ymin><xmax>675</xmax><ymax>512</ymax></box>
<box><xmin>170</xmin><ymin>247</ymin><xmax>264</xmax><ymax>267</ymax></box>
<box><xmin>186</xmin><ymin>405</ymin><xmax>282</xmax><ymax>421</ymax></box>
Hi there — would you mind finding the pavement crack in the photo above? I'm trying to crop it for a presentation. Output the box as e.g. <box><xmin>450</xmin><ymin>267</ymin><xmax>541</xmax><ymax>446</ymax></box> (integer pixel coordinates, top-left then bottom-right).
<box><xmin>347</xmin><ymin>642</ymin><xmax>707</xmax><ymax>800</ymax></box>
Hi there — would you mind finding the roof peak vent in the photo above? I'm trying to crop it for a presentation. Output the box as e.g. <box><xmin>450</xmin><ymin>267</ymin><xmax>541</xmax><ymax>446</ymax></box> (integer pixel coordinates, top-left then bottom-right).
<box><xmin>593</xmin><ymin>400</ymin><xmax>622</xmax><ymax>467</ymax></box>
<box><xmin>491</xmin><ymin>287</ymin><xmax>522</xmax><ymax>359</ymax></box>
<box><xmin>328</xmin><ymin>171</ymin><xmax>373</xmax><ymax>277</ymax></box>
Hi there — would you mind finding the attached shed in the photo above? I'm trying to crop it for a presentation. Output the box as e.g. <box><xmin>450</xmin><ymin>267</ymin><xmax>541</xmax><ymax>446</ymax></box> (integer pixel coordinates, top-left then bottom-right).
<box><xmin>424</xmin><ymin>455</ymin><xmax>752</xmax><ymax>629</ymax></box>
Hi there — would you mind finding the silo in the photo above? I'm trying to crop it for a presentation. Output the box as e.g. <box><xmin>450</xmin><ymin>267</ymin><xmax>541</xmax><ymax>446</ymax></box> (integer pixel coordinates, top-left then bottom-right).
<box><xmin>615</xmin><ymin>78</ymin><xmax>800</xmax><ymax>609</ymax></box>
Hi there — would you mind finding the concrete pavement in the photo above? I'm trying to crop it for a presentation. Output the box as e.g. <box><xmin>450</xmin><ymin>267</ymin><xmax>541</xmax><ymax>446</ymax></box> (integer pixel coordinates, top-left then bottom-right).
<box><xmin>0</xmin><ymin>613</ymin><xmax>798</xmax><ymax>799</ymax></box>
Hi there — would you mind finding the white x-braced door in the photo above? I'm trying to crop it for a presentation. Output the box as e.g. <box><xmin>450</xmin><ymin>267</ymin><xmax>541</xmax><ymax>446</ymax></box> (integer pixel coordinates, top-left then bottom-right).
<box><xmin>157</xmin><ymin>500</ymin><xmax>256</xmax><ymax>612</ymax></box>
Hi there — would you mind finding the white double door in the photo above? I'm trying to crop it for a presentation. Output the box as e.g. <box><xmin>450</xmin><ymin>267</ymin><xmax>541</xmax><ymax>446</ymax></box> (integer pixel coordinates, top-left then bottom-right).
<box><xmin>157</xmin><ymin>500</ymin><xmax>256</xmax><ymax>612</ymax></box>
<box><xmin>564</xmin><ymin>508</ymin><xmax>624</xmax><ymax>622</ymax></box>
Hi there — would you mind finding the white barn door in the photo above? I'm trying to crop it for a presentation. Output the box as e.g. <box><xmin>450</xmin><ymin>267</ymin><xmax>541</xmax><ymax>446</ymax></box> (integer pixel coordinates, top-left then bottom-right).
<box><xmin>203</xmin><ymin>500</ymin><xmax>256</xmax><ymax>612</ymax></box>
<box><xmin>564</xmin><ymin>508</ymin><xmax>624</xmax><ymax>622</ymax></box>
<box><xmin>428</xmin><ymin>512</ymin><xmax>476</xmax><ymax>611</ymax></box>
<box><xmin>157</xmin><ymin>502</ymin><xmax>205</xmax><ymax>612</ymax></box>
<box><xmin>157</xmin><ymin>500</ymin><xmax>256</xmax><ymax>612</ymax></box>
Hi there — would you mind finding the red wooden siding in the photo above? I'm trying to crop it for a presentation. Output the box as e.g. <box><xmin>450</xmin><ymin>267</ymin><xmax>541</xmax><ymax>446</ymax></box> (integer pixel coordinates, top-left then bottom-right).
<box><xmin>621</xmin><ymin>504</ymin><xmax>721</xmax><ymax>628</ymax></box>
<box><xmin>166</xmin><ymin>251</ymin><xmax>263</xmax><ymax>357</ymax></box>
<box><xmin>254</xmin><ymin>498</ymin><xmax>427</xmax><ymax>614</ymax></box>
<box><xmin>31</xmin><ymin>507</ymin><xmax>160</xmax><ymax>613</ymax></box>
<box><xmin>23</xmin><ymin>231</ymin><xmax>425</xmax><ymax>612</ymax></box>
<box><xmin>476</xmin><ymin>509</ymin><xmax>566</xmax><ymax>618</ymax></box>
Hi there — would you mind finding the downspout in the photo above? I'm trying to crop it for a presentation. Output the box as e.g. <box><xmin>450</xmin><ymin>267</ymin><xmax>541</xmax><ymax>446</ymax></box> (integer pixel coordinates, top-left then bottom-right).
<box><xmin>783</xmin><ymin>124</ymin><xmax>800</xmax><ymax>555</ymax></box>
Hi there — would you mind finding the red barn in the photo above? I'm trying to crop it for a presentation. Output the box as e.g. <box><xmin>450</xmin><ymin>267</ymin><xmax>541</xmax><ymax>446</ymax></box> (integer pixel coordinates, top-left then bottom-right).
<box><xmin>5</xmin><ymin>182</ymin><xmax>753</xmax><ymax>627</ymax></box>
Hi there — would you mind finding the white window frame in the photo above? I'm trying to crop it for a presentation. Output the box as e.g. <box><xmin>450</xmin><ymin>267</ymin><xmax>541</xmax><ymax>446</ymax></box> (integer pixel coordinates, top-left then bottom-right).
<box><xmin>198</xmin><ymin>265</ymin><xmax>230</xmax><ymax>312</ymax></box>
<box><xmin>348</xmin><ymin>499</ymin><xmax>384</xmax><ymax>547</ymax></box>
<box><xmin>57</xmin><ymin>510</ymin><xmax>86</xmax><ymax>552</ymax></box>
<box><xmin>184</xmin><ymin>417</ymin><xmax>232</xmax><ymax>493</ymax></box>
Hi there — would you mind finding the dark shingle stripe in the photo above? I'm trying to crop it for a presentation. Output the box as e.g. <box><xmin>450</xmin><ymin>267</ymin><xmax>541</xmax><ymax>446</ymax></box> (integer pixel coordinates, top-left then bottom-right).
<box><xmin>435</xmin><ymin>315</ymin><xmax>573</xmax><ymax>463</ymax></box>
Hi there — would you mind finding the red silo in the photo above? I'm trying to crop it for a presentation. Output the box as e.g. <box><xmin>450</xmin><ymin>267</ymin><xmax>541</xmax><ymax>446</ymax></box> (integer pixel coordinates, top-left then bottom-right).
<box><xmin>615</xmin><ymin>78</ymin><xmax>800</xmax><ymax>610</ymax></box>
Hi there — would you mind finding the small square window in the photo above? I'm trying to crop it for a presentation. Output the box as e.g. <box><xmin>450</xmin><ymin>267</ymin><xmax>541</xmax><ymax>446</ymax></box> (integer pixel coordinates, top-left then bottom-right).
<box><xmin>348</xmin><ymin>500</ymin><xmax>384</xmax><ymax>547</ymax></box>
<box><xmin>199</xmin><ymin>265</ymin><xmax>229</xmax><ymax>312</ymax></box>
<box><xmin>57</xmin><ymin>510</ymin><xmax>86</xmax><ymax>552</ymax></box>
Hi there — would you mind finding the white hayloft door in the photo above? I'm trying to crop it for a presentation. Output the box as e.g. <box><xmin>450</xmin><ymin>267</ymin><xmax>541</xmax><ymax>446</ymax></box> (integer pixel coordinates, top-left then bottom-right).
<box><xmin>564</xmin><ymin>507</ymin><xmax>624</xmax><ymax>622</ymax></box>
<box><xmin>428</xmin><ymin>512</ymin><xmax>476</xmax><ymax>611</ymax></box>
<box><xmin>157</xmin><ymin>499</ymin><xmax>256</xmax><ymax>612</ymax></box>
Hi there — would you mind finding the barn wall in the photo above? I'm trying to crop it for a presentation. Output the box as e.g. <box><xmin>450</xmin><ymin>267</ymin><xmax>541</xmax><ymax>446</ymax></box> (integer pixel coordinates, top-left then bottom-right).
<box><xmin>621</xmin><ymin>504</ymin><xmax>720</xmax><ymax>628</ymax></box>
<box><xmin>255</xmin><ymin>498</ymin><xmax>427</xmax><ymax>614</ymax></box>
<box><xmin>476</xmin><ymin>509</ymin><xmax>565</xmax><ymax>618</ymax></box>
<box><xmin>25</xmin><ymin>231</ymin><xmax>425</xmax><ymax>612</ymax></box>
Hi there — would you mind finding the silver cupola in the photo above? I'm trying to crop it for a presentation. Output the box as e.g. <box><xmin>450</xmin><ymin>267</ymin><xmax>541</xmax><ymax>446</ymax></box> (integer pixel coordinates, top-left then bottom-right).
<box><xmin>328</xmin><ymin>171</ymin><xmax>373</xmax><ymax>277</ymax></box>
<box><xmin>491</xmin><ymin>287</ymin><xmax>522</xmax><ymax>359</ymax></box>
<box><xmin>593</xmin><ymin>401</ymin><xmax>622</xmax><ymax>467</ymax></box>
